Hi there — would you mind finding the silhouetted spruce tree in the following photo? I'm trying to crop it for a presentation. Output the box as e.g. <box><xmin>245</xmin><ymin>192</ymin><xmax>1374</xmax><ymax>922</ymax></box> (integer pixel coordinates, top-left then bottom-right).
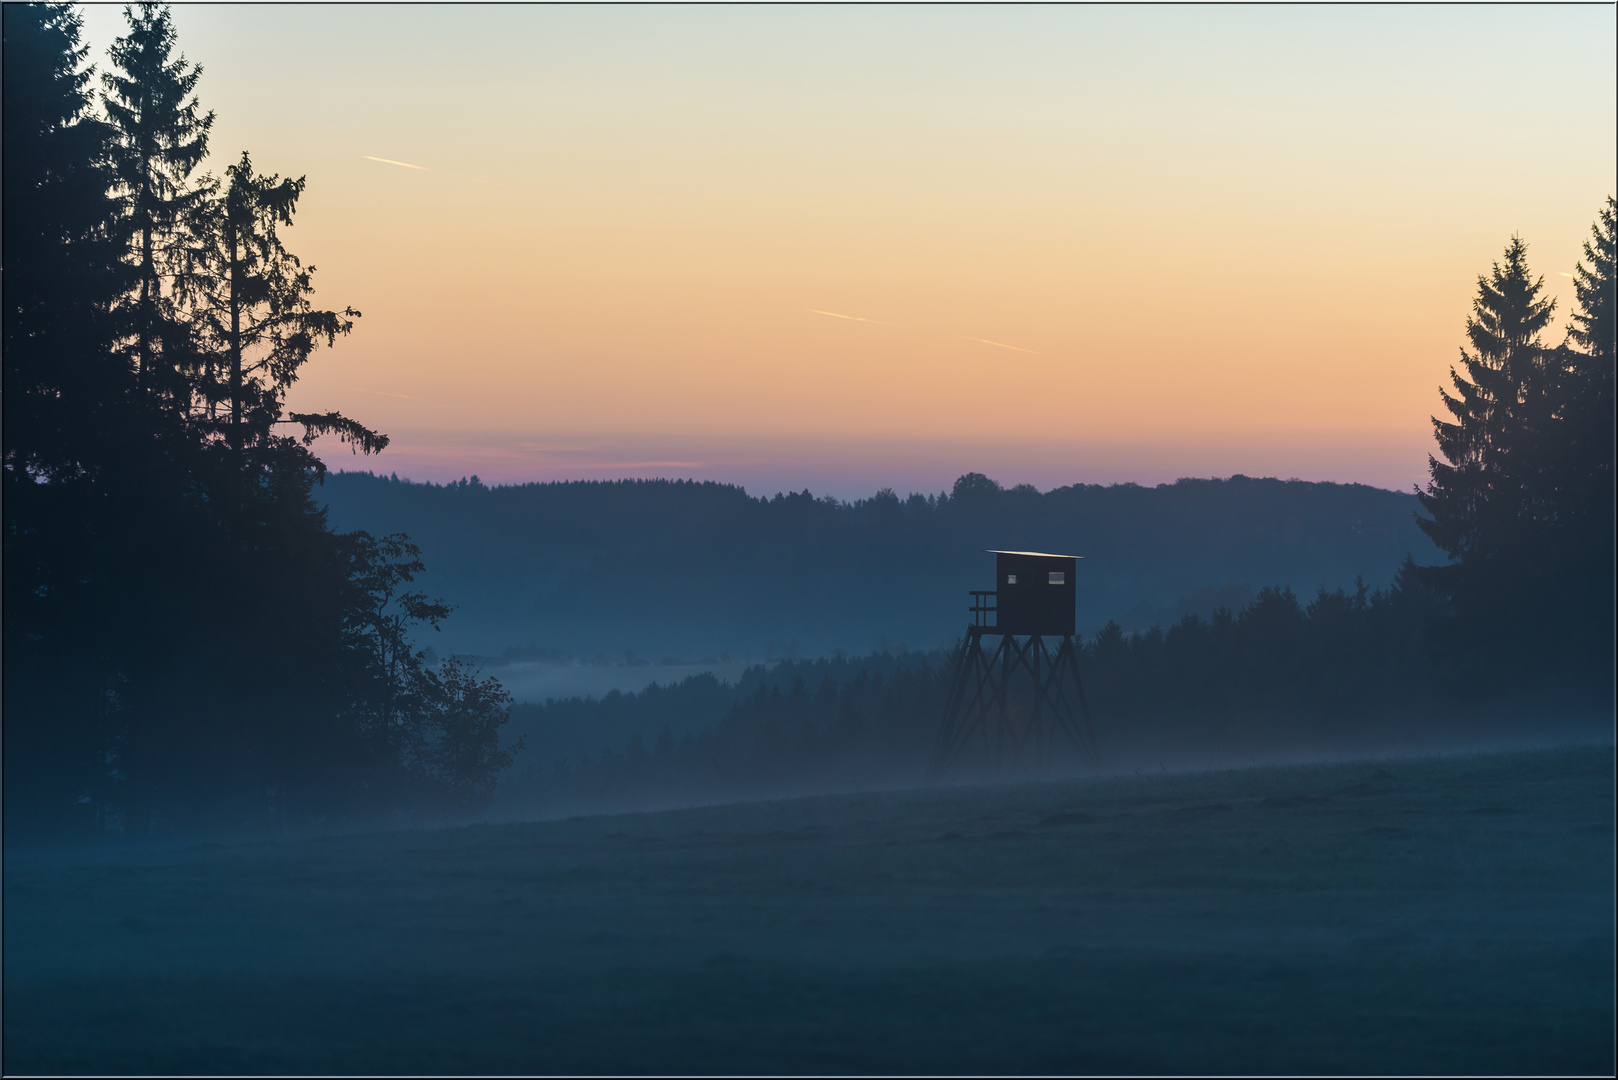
<box><xmin>1418</xmin><ymin>236</ymin><xmax>1557</xmax><ymax>568</ymax></box>
<box><xmin>1549</xmin><ymin>199</ymin><xmax>1617</xmax><ymax>693</ymax></box>
<box><xmin>1569</xmin><ymin>198</ymin><xmax>1616</xmax><ymax>361</ymax></box>
<box><xmin>1418</xmin><ymin>221</ymin><xmax>1615</xmax><ymax>701</ymax></box>
<box><xmin>1561</xmin><ymin>197</ymin><xmax>1615</xmax><ymax>527</ymax></box>
<box><xmin>2</xmin><ymin>3</ymin><xmax>136</xmax><ymax>837</ymax></box>
<box><xmin>2</xmin><ymin>3</ymin><xmax>130</xmax><ymax>477</ymax></box>
<box><xmin>181</xmin><ymin>151</ymin><xmax>384</xmax><ymax>457</ymax></box>
<box><xmin>102</xmin><ymin>2</ymin><xmax>212</xmax><ymax>402</ymax></box>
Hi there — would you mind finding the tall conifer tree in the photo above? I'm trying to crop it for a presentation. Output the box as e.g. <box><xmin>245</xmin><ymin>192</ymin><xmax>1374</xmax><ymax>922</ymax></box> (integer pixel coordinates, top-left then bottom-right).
<box><xmin>2</xmin><ymin>3</ymin><xmax>129</xmax><ymax>476</ymax></box>
<box><xmin>3</xmin><ymin>3</ymin><xmax>135</xmax><ymax>836</ymax></box>
<box><xmin>1553</xmin><ymin>199</ymin><xmax>1617</xmax><ymax>686</ymax></box>
<box><xmin>182</xmin><ymin>152</ymin><xmax>384</xmax><ymax>457</ymax></box>
<box><xmin>1418</xmin><ymin>237</ymin><xmax>1556</xmax><ymax>564</ymax></box>
<box><xmin>1418</xmin><ymin>218</ymin><xmax>1615</xmax><ymax>700</ymax></box>
<box><xmin>1540</xmin><ymin>199</ymin><xmax>1616</xmax><ymax>538</ymax></box>
<box><xmin>102</xmin><ymin>2</ymin><xmax>213</xmax><ymax>401</ymax></box>
<box><xmin>1569</xmin><ymin>197</ymin><xmax>1616</xmax><ymax>365</ymax></box>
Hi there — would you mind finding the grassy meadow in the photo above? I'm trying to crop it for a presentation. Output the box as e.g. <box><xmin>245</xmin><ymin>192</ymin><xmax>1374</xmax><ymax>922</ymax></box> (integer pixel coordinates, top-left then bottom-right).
<box><xmin>5</xmin><ymin>744</ymin><xmax>1613</xmax><ymax>1074</ymax></box>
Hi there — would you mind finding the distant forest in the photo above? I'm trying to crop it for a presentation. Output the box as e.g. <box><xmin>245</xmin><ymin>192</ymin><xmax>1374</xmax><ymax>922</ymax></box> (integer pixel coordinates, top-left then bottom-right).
<box><xmin>4</xmin><ymin>5</ymin><xmax>1612</xmax><ymax>840</ymax></box>
<box><xmin>319</xmin><ymin>470</ymin><xmax>1443</xmax><ymax>659</ymax></box>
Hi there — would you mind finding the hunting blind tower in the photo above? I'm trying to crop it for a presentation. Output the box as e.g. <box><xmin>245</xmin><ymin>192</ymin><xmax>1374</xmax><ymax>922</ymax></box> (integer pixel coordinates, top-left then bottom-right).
<box><xmin>932</xmin><ymin>550</ymin><xmax>1099</xmax><ymax>774</ymax></box>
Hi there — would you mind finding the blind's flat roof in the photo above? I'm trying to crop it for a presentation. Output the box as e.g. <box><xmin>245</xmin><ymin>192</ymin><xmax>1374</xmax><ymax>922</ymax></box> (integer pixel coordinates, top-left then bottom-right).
<box><xmin>986</xmin><ymin>550</ymin><xmax>1084</xmax><ymax>559</ymax></box>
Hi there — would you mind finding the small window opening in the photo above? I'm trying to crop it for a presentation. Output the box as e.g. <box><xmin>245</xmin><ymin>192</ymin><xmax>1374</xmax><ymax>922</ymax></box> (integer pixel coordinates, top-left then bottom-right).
<box><xmin>1006</xmin><ymin>574</ymin><xmax>1017</xmax><ymax>585</ymax></box>
<box><xmin>1048</xmin><ymin>571</ymin><xmax>1065</xmax><ymax>585</ymax></box>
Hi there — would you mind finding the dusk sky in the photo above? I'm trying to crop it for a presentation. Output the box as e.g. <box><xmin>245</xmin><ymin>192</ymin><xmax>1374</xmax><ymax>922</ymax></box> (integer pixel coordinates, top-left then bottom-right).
<box><xmin>79</xmin><ymin>3</ymin><xmax>1617</xmax><ymax>498</ymax></box>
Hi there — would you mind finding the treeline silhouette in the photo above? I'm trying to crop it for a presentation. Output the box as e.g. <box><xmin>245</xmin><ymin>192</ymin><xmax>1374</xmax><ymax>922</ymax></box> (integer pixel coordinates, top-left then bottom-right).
<box><xmin>500</xmin><ymin>566</ymin><xmax>1601</xmax><ymax>818</ymax></box>
<box><xmin>497</xmin><ymin>584</ymin><xmax>1429</xmax><ymax>815</ymax></box>
<box><xmin>501</xmin><ymin>650</ymin><xmax>943</xmax><ymax>771</ymax></box>
<box><xmin>319</xmin><ymin>469</ymin><xmax>1443</xmax><ymax>659</ymax></box>
<box><xmin>4</xmin><ymin>5</ymin><xmax>516</xmax><ymax>840</ymax></box>
<box><xmin>496</xmin><ymin>579</ymin><xmax>1433</xmax><ymax>808</ymax></box>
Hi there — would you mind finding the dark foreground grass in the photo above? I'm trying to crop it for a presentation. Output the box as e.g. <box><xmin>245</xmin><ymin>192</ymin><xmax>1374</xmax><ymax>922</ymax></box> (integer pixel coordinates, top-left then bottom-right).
<box><xmin>5</xmin><ymin>744</ymin><xmax>1614</xmax><ymax>1074</ymax></box>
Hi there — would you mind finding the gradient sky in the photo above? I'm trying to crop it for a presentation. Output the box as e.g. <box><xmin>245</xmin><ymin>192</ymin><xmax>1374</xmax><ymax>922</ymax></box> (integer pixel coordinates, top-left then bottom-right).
<box><xmin>78</xmin><ymin>3</ymin><xmax>1617</xmax><ymax>498</ymax></box>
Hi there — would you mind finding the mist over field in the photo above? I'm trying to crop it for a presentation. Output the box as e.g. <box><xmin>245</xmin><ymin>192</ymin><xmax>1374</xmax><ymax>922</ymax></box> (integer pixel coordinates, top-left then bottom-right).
<box><xmin>8</xmin><ymin>747</ymin><xmax>1613</xmax><ymax>1074</ymax></box>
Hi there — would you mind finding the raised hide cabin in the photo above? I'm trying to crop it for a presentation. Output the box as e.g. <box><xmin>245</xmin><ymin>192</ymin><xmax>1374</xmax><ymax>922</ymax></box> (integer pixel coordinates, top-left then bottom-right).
<box><xmin>989</xmin><ymin>550</ymin><xmax>1080</xmax><ymax>636</ymax></box>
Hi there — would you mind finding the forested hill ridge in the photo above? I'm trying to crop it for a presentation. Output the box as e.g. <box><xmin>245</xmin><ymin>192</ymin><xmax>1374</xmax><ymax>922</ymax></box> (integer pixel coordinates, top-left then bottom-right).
<box><xmin>317</xmin><ymin>471</ymin><xmax>1443</xmax><ymax>658</ymax></box>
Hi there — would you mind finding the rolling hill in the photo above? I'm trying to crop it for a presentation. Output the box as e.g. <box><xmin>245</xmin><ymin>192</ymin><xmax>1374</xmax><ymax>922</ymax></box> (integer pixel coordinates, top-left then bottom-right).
<box><xmin>316</xmin><ymin>470</ymin><xmax>1444</xmax><ymax>659</ymax></box>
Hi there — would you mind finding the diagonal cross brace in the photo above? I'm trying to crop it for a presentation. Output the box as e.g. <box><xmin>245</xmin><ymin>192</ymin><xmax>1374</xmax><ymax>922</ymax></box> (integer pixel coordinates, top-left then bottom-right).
<box><xmin>931</xmin><ymin>629</ymin><xmax>1099</xmax><ymax>776</ymax></box>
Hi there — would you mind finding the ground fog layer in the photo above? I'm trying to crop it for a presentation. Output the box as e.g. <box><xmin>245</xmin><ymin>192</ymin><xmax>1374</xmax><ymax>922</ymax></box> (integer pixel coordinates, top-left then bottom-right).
<box><xmin>5</xmin><ymin>745</ymin><xmax>1614</xmax><ymax>1074</ymax></box>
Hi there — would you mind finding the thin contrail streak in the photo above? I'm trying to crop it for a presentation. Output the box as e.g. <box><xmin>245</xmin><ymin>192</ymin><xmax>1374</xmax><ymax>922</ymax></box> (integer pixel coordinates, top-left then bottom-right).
<box><xmin>958</xmin><ymin>335</ymin><xmax>1038</xmax><ymax>354</ymax></box>
<box><xmin>809</xmin><ymin>309</ymin><xmax>884</xmax><ymax>324</ymax></box>
<box><xmin>361</xmin><ymin>155</ymin><xmax>431</xmax><ymax>171</ymax></box>
<box><xmin>351</xmin><ymin>386</ymin><xmax>416</xmax><ymax>399</ymax></box>
<box><xmin>362</xmin><ymin>153</ymin><xmax>530</xmax><ymax>193</ymax></box>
